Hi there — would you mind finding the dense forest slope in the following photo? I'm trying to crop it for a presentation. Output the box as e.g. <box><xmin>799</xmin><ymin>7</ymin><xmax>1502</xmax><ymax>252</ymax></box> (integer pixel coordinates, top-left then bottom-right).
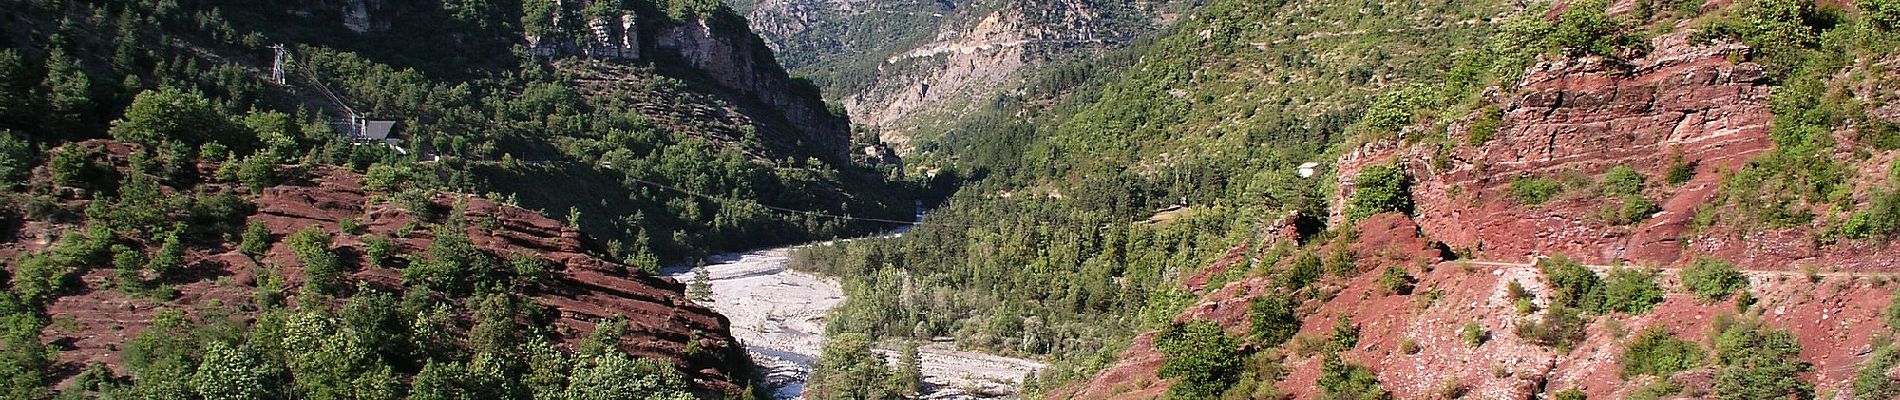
<box><xmin>0</xmin><ymin>0</ymin><xmax>912</xmax><ymax>398</ymax></box>
<box><xmin>784</xmin><ymin>0</ymin><xmax>1900</xmax><ymax>399</ymax></box>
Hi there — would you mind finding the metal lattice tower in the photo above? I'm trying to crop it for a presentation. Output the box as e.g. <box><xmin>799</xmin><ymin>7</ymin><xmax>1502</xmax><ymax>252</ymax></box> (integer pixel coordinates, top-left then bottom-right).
<box><xmin>269</xmin><ymin>44</ymin><xmax>289</xmax><ymax>85</ymax></box>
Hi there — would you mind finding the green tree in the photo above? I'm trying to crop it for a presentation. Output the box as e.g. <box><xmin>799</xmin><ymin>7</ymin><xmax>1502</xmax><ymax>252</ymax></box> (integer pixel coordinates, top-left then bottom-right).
<box><xmin>563</xmin><ymin>352</ymin><xmax>695</xmax><ymax>400</ymax></box>
<box><xmin>1347</xmin><ymin>164</ymin><xmax>1412</xmax><ymax>220</ymax></box>
<box><xmin>1317</xmin><ymin>354</ymin><xmax>1388</xmax><ymax>400</ymax></box>
<box><xmin>807</xmin><ymin>333</ymin><xmax>898</xmax><ymax>400</ymax></box>
<box><xmin>1853</xmin><ymin>341</ymin><xmax>1900</xmax><ymax>400</ymax></box>
<box><xmin>1249</xmin><ymin>294</ymin><xmax>1300</xmax><ymax>346</ymax></box>
<box><xmin>239</xmin><ymin>221</ymin><xmax>274</xmax><ymax>257</ymax></box>
<box><xmin>286</xmin><ymin>227</ymin><xmax>342</xmax><ymax>295</ymax></box>
<box><xmin>1620</xmin><ymin>328</ymin><xmax>1704</xmax><ymax>378</ymax></box>
<box><xmin>1682</xmin><ymin>257</ymin><xmax>1748</xmax><ymax>302</ymax></box>
<box><xmin>0</xmin><ymin>130</ymin><xmax>30</xmax><ymax>187</ymax></box>
<box><xmin>894</xmin><ymin>341</ymin><xmax>923</xmax><ymax>395</ymax></box>
<box><xmin>110</xmin><ymin>88</ymin><xmax>242</xmax><ymax>147</ymax></box>
<box><xmin>1711</xmin><ymin>319</ymin><xmax>1813</xmax><ymax>400</ymax></box>
<box><xmin>1155</xmin><ymin>321</ymin><xmax>1244</xmax><ymax>400</ymax></box>
<box><xmin>1600</xmin><ymin>267</ymin><xmax>1663</xmax><ymax>314</ymax></box>
<box><xmin>190</xmin><ymin>341</ymin><xmax>269</xmax><ymax>400</ymax></box>
<box><xmin>0</xmin><ymin>313</ymin><xmax>53</xmax><ymax>399</ymax></box>
<box><xmin>41</xmin><ymin>46</ymin><xmax>92</xmax><ymax>130</ymax></box>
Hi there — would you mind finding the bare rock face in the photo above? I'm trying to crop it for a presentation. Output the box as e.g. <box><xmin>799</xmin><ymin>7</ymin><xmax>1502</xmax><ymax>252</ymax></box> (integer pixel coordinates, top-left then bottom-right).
<box><xmin>1335</xmin><ymin>33</ymin><xmax>1781</xmax><ymax>268</ymax></box>
<box><xmin>654</xmin><ymin>18</ymin><xmax>851</xmax><ymax>162</ymax></box>
<box><xmin>740</xmin><ymin>0</ymin><xmax>1184</xmax><ymax>149</ymax></box>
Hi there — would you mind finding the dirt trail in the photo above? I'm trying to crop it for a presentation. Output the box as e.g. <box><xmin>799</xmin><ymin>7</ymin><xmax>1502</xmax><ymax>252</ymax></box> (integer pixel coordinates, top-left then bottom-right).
<box><xmin>666</xmin><ymin>241</ymin><xmax>1044</xmax><ymax>399</ymax></box>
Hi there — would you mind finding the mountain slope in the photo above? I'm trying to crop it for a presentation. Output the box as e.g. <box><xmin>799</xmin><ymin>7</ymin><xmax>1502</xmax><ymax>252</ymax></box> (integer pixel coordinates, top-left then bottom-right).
<box><xmin>0</xmin><ymin>0</ymin><xmax>914</xmax><ymax>398</ymax></box>
<box><xmin>735</xmin><ymin>0</ymin><xmax>1189</xmax><ymax>148</ymax></box>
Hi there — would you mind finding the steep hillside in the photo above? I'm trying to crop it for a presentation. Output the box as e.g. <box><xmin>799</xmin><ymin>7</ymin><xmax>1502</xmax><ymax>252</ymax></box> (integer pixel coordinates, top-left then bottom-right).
<box><xmin>734</xmin><ymin>0</ymin><xmax>1188</xmax><ymax>147</ymax></box>
<box><xmin>782</xmin><ymin>0</ymin><xmax>1900</xmax><ymax>399</ymax></box>
<box><xmin>1049</xmin><ymin>0</ymin><xmax>1900</xmax><ymax>399</ymax></box>
<box><xmin>0</xmin><ymin>0</ymin><xmax>914</xmax><ymax>398</ymax></box>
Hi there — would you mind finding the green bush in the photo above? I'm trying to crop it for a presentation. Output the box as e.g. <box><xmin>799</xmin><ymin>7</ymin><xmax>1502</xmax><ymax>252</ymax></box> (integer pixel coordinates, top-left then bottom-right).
<box><xmin>1665</xmin><ymin>156</ymin><xmax>1696</xmax><ymax>185</ymax></box>
<box><xmin>1711</xmin><ymin>318</ymin><xmax>1813</xmax><ymax>400</ymax></box>
<box><xmin>1317</xmin><ymin>354</ymin><xmax>1388</xmax><ymax>400</ymax></box>
<box><xmin>1465</xmin><ymin>107</ymin><xmax>1502</xmax><ymax>146</ymax></box>
<box><xmin>1601</xmin><ymin>195</ymin><xmax>1662</xmax><ymax>226</ymax></box>
<box><xmin>1867</xmin><ymin>0</ymin><xmax>1900</xmax><ymax>30</ymax></box>
<box><xmin>0</xmin><ymin>130</ymin><xmax>29</xmax><ymax>188</ymax></box>
<box><xmin>238</xmin><ymin>221</ymin><xmax>273</xmax><ymax>257</ymax></box>
<box><xmin>1509</xmin><ymin>176</ymin><xmax>1565</xmax><ymax>205</ymax></box>
<box><xmin>1840</xmin><ymin>190</ymin><xmax>1900</xmax><ymax>239</ymax></box>
<box><xmin>1621</xmin><ymin>328</ymin><xmax>1705</xmax><ymax>377</ymax></box>
<box><xmin>1540</xmin><ymin>256</ymin><xmax>1605</xmax><ymax>311</ymax></box>
<box><xmin>109</xmin><ymin>88</ymin><xmax>248</xmax><ymax>149</ymax></box>
<box><xmin>1155</xmin><ymin>322</ymin><xmax>1246</xmax><ymax>400</ymax></box>
<box><xmin>1549</xmin><ymin>0</ymin><xmax>1647</xmax><ymax>58</ymax></box>
<box><xmin>1553</xmin><ymin>389</ymin><xmax>1587</xmax><ymax>400</ymax></box>
<box><xmin>285</xmin><ymin>227</ymin><xmax>341</xmax><ymax>295</ymax></box>
<box><xmin>1347</xmin><ymin>164</ymin><xmax>1413</xmax><ymax>221</ymax></box>
<box><xmin>1379</xmin><ymin>267</ymin><xmax>1414</xmax><ymax>295</ymax></box>
<box><xmin>1598</xmin><ymin>166</ymin><xmax>1647</xmax><ymax>196</ymax></box>
<box><xmin>1600</xmin><ymin>267</ymin><xmax>1664</xmax><ymax>314</ymax></box>
<box><xmin>1330</xmin><ymin>317</ymin><xmax>1361</xmax><ymax>352</ymax></box>
<box><xmin>1249</xmin><ymin>295</ymin><xmax>1300</xmax><ymax>346</ymax></box>
<box><xmin>1460</xmin><ymin>322</ymin><xmax>1487</xmax><ymax>347</ymax></box>
<box><xmin>1515</xmin><ymin>305</ymin><xmax>1588</xmax><ymax>351</ymax></box>
<box><xmin>1854</xmin><ymin>341</ymin><xmax>1900</xmax><ymax>400</ymax></box>
<box><xmin>1681</xmin><ymin>257</ymin><xmax>1749</xmax><ymax>302</ymax></box>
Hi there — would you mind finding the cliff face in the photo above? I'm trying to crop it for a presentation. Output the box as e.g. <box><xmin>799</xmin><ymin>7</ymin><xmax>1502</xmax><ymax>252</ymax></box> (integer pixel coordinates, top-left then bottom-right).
<box><xmin>1335</xmin><ymin>30</ymin><xmax>1831</xmax><ymax>270</ymax></box>
<box><xmin>1055</xmin><ymin>213</ymin><xmax>1897</xmax><ymax>400</ymax></box>
<box><xmin>652</xmin><ymin>17</ymin><xmax>850</xmax><ymax>161</ymax></box>
<box><xmin>1058</xmin><ymin>10</ymin><xmax>1900</xmax><ymax>400</ymax></box>
<box><xmin>738</xmin><ymin>0</ymin><xmax>1185</xmax><ymax>148</ymax></box>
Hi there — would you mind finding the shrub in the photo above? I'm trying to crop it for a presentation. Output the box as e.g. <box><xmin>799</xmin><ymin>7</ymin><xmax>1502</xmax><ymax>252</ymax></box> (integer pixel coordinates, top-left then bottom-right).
<box><xmin>1853</xmin><ymin>341</ymin><xmax>1900</xmax><ymax>400</ymax></box>
<box><xmin>1317</xmin><ymin>354</ymin><xmax>1388</xmax><ymax>400</ymax></box>
<box><xmin>1515</xmin><ymin>305</ymin><xmax>1588</xmax><ymax>351</ymax></box>
<box><xmin>1330</xmin><ymin>317</ymin><xmax>1361</xmax><ymax>352</ymax></box>
<box><xmin>1509</xmin><ymin>176</ymin><xmax>1564</xmax><ymax>205</ymax></box>
<box><xmin>1465</xmin><ymin>107</ymin><xmax>1502</xmax><ymax>146</ymax></box>
<box><xmin>1665</xmin><ymin>155</ymin><xmax>1697</xmax><ymax>185</ymax></box>
<box><xmin>1347</xmin><ymin>164</ymin><xmax>1413</xmax><ymax>220</ymax></box>
<box><xmin>1711</xmin><ymin>318</ymin><xmax>1813</xmax><ymax>399</ymax></box>
<box><xmin>1621</xmin><ymin>328</ymin><xmax>1705</xmax><ymax>377</ymax></box>
<box><xmin>1602</xmin><ymin>195</ymin><xmax>1662</xmax><ymax>225</ymax></box>
<box><xmin>1681</xmin><ymin>257</ymin><xmax>1748</xmax><ymax>302</ymax></box>
<box><xmin>1600</xmin><ymin>267</ymin><xmax>1664</xmax><ymax>314</ymax></box>
<box><xmin>0</xmin><ymin>130</ymin><xmax>29</xmax><ymax>188</ymax></box>
<box><xmin>1461</xmin><ymin>322</ymin><xmax>1487</xmax><ymax>347</ymax></box>
<box><xmin>109</xmin><ymin>88</ymin><xmax>248</xmax><ymax>149</ymax></box>
<box><xmin>285</xmin><ymin>227</ymin><xmax>341</xmax><ymax>295</ymax></box>
<box><xmin>1840</xmin><ymin>190</ymin><xmax>1900</xmax><ymax>239</ymax></box>
<box><xmin>1278</xmin><ymin>254</ymin><xmax>1324</xmax><ymax>290</ymax></box>
<box><xmin>1598</xmin><ymin>166</ymin><xmax>1647</xmax><ymax>196</ymax></box>
<box><xmin>1867</xmin><ymin>0</ymin><xmax>1900</xmax><ymax>31</ymax></box>
<box><xmin>1378</xmin><ymin>267</ymin><xmax>1414</xmax><ymax>295</ymax></box>
<box><xmin>238</xmin><ymin>221</ymin><xmax>273</xmax><ymax>257</ymax></box>
<box><xmin>1540</xmin><ymin>256</ymin><xmax>1605</xmax><ymax>311</ymax></box>
<box><xmin>1549</xmin><ymin>0</ymin><xmax>1647</xmax><ymax>58</ymax></box>
<box><xmin>1250</xmin><ymin>295</ymin><xmax>1300</xmax><ymax>346</ymax></box>
<box><xmin>1553</xmin><ymin>389</ymin><xmax>1588</xmax><ymax>400</ymax></box>
<box><xmin>1155</xmin><ymin>322</ymin><xmax>1245</xmax><ymax>400</ymax></box>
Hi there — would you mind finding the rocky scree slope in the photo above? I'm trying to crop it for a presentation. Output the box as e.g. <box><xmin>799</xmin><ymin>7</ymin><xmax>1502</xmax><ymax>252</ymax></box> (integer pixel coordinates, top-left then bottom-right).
<box><xmin>735</xmin><ymin>0</ymin><xmax>1188</xmax><ymax>147</ymax></box>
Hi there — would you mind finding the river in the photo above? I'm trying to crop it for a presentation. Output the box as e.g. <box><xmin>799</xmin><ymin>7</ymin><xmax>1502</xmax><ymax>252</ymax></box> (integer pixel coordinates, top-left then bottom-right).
<box><xmin>664</xmin><ymin>241</ymin><xmax>1045</xmax><ymax>399</ymax></box>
